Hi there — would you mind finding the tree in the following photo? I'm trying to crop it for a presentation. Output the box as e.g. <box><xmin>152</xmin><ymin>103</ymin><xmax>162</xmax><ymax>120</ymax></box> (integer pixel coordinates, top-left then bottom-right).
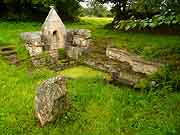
<box><xmin>96</xmin><ymin>0</ymin><xmax>130</xmax><ymax>24</ymax></box>
<box><xmin>97</xmin><ymin>0</ymin><xmax>180</xmax><ymax>25</ymax></box>
<box><xmin>0</xmin><ymin>0</ymin><xmax>83</xmax><ymax>21</ymax></box>
<box><xmin>82</xmin><ymin>0</ymin><xmax>112</xmax><ymax>17</ymax></box>
<box><xmin>161</xmin><ymin>0</ymin><xmax>180</xmax><ymax>14</ymax></box>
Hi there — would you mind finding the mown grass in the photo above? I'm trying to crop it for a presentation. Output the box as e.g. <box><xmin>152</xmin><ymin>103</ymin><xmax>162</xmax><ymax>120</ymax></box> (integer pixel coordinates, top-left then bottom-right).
<box><xmin>0</xmin><ymin>18</ymin><xmax>180</xmax><ymax>135</ymax></box>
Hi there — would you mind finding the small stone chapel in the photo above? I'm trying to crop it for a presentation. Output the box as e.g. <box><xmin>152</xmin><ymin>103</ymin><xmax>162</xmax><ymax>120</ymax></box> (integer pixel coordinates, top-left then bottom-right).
<box><xmin>41</xmin><ymin>6</ymin><xmax>66</xmax><ymax>61</ymax></box>
<box><xmin>21</xmin><ymin>6</ymin><xmax>91</xmax><ymax>66</ymax></box>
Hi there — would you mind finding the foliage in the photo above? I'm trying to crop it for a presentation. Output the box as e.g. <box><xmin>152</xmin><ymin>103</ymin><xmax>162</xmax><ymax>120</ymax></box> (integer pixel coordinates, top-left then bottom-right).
<box><xmin>114</xmin><ymin>13</ymin><xmax>180</xmax><ymax>31</ymax></box>
<box><xmin>97</xmin><ymin>0</ymin><xmax>180</xmax><ymax>27</ymax></box>
<box><xmin>131</xmin><ymin>0</ymin><xmax>162</xmax><ymax>14</ymax></box>
<box><xmin>80</xmin><ymin>0</ymin><xmax>112</xmax><ymax>17</ymax></box>
<box><xmin>0</xmin><ymin>0</ymin><xmax>83</xmax><ymax>21</ymax></box>
<box><xmin>97</xmin><ymin>0</ymin><xmax>129</xmax><ymax>19</ymax></box>
<box><xmin>136</xmin><ymin>65</ymin><xmax>180</xmax><ymax>93</ymax></box>
<box><xmin>160</xmin><ymin>0</ymin><xmax>180</xmax><ymax>14</ymax></box>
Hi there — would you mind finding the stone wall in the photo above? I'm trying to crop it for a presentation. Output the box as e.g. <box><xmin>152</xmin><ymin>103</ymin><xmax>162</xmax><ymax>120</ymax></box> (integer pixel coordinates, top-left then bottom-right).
<box><xmin>65</xmin><ymin>29</ymin><xmax>92</xmax><ymax>60</ymax></box>
<box><xmin>21</xmin><ymin>29</ymin><xmax>92</xmax><ymax>66</ymax></box>
<box><xmin>84</xmin><ymin>53</ymin><xmax>146</xmax><ymax>86</ymax></box>
<box><xmin>82</xmin><ymin>46</ymin><xmax>161</xmax><ymax>86</ymax></box>
<box><xmin>85</xmin><ymin>58</ymin><xmax>146</xmax><ymax>86</ymax></box>
<box><xmin>21</xmin><ymin>32</ymin><xmax>42</xmax><ymax>57</ymax></box>
<box><xmin>21</xmin><ymin>28</ymin><xmax>162</xmax><ymax>86</ymax></box>
<box><xmin>62</xmin><ymin>31</ymin><xmax>162</xmax><ymax>86</ymax></box>
<box><xmin>20</xmin><ymin>32</ymin><xmax>46</xmax><ymax>66</ymax></box>
<box><xmin>106</xmin><ymin>48</ymin><xmax>161</xmax><ymax>75</ymax></box>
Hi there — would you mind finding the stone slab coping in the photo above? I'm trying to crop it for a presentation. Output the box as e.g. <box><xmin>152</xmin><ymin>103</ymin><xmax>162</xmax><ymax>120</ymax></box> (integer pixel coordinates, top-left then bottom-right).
<box><xmin>106</xmin><ymin>48</ymin><xmax>162</xmax><ymax>66</ymax></box>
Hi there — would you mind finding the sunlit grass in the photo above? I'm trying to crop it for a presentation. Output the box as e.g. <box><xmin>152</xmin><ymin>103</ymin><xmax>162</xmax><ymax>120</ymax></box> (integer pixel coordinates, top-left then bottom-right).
<box><xmin>66</xmin><ymin>17</ymin><xmax>180</xmax><ymax>61</ymax></box>
<box><xmin>59</xmin><ymin>65</ymin><xmax>110</xmax><ymax>79</ymax></box>
<box><xmin>0</xmin><ymin>18</ymin><xmax>180</xmax><ymax>135</ymax></box>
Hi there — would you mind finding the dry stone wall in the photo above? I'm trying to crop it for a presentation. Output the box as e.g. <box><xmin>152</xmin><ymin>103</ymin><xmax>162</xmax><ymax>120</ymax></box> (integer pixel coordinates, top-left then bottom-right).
<box><xmin>65</xmin><ymin>29</ymin><xmax>92</xmax><ymax>60</ymax></box>
<box><xmin>21</xmin><ymin>28</ymin><xmax>161</xmax><ymax>86</ymax></box>
<box><xmin>106</xmin><ymin>48</ymin><xmax>161</xmax><ymax>75</ymax></box>
<box><xmin>21</xmin><ymin>29</ymin><xmax>91</xmax><ymax>66</ymax></box>
<box><xmin>84</xmin><ymin>57</ymin><xmax>146</xmax><ymax>86</ymax></box>
<box><xmin>20</xmin><ymin>32</ymin><xmax>42</xmax><ymax>57</ymax></box>
<box><xmin>20</xmin><ymin>7</ymin><xmax>162</xmax><ymax>86</ymax></box>
<box><xmin>81</xmin><ymin>45</ymin><xmax>161</xmax><ymax>86</ymax></box>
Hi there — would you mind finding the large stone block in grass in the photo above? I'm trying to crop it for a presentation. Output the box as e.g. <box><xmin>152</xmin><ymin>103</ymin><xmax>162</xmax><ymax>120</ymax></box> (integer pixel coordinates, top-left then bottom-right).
<box><xmin>35</xmin><ymin>76</ymin><xmax>69</xmax><ymax>126</ymax></box>
<box><xmin>106</xmin><ymin>48</ymin><xmax>161</xmax><ymax>75</ymax></box>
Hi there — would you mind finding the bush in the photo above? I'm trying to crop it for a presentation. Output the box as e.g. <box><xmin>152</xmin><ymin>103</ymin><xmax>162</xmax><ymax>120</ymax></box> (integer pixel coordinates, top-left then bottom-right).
<box><xmin>114</xmin><ymin>12</ymin><xmax>180</xmax><ymax>33</ymax></box>
<box><xmin>135</xmin><ymin>65</ymin><xmax>180</xmax><ymax>93</ymax></box>
<box><xmin>0</xmin><ymin>0</ymin><xmax>82</xmax><ymax>21</ymax></box>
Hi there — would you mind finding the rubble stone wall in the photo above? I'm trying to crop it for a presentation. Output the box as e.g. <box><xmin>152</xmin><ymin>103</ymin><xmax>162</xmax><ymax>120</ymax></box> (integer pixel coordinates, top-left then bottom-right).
<box><xmin>106</xmin><ymin>48</ymin><xmax>161</xmax><ymax>75</ymax></box>
<box><xmin>65</xmin><ymin>29</ymin><xmax>92</xmax><ymax>60</ymax></box>
<box><xmin>21</xmin><ymin>29</ymin><xmax>162</xmax><ymax>86</ymax></box>
<box><xmin>20</xmin><ymin>32</ymin><xmax>43</xmax><ymax>57</ymax></box>
<box><xmin>84</xmin><ymin>56</ymin><xmax>146</xmax><ymax>86</ymax></box>
<box><xmin>21</xmin><ymin>29</ymin><xmax>92</xmax><ymax>66</ymax></box>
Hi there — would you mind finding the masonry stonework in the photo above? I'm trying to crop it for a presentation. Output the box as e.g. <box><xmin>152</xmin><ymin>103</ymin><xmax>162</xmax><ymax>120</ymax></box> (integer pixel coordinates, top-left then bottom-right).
<box><xmin>21</xmin><ymin>6</ymin><xmax>91</xmax><ymax>66</ymax></box>
<box><xmin>20</xmin><ymin>6</ymin><xmax>162</xmax><ymax>86</ymax></box>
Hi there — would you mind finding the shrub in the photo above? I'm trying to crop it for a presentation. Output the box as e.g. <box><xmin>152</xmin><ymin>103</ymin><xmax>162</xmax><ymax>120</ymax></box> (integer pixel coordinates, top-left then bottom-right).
<box><xmin>135</xmin><ymin>65</ymin><xmax>180</xmax><ymax>93</ymax></box>
<box><xmin>114</xmin><ymin>12</ymin><xmax>180</xmax><ymax>32</ymax></box>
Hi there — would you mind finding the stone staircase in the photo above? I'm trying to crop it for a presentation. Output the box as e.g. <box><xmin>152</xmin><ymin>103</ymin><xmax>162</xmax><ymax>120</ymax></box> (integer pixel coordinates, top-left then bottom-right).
<box><xmin>0</xmin><ymin>45</ymin><xmax>21</xmax><ymax>65</ymax></box>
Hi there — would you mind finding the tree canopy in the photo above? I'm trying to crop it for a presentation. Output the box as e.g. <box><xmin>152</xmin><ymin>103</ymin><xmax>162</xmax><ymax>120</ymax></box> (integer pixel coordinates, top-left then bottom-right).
<box><xmin>0</xmin><ymin>0</ymin><xmax>83</xmax><ymax>21</ymax></box>
<box><xmin>96</xmin><ymin>0</ymin><xmax>180</xmax><ymax>24</ymax></box>
<box><xmin>81</xmin><ymin>0</ymin><xmax>112</xmax><ymax>17</ymax></box>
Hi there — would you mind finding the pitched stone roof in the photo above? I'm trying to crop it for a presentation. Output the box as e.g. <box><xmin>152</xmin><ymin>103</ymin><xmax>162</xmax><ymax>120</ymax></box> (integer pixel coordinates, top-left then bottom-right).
<box><xmin>42</xmin><ymin>6</ymin><xmax>66</xmax><ymax>35</ymax></box>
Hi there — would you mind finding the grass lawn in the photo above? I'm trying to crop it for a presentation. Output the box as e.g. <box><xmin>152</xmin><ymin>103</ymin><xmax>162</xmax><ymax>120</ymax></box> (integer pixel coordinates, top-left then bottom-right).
<box><xmin>67</xmin><ymin>17</ymin><xmax>180</xmax><ymax>62</ymax></box>
<box><xmin>0</xmin><ymin>18</ymin><xmax>180</xmax><ymax>135</ymax></box>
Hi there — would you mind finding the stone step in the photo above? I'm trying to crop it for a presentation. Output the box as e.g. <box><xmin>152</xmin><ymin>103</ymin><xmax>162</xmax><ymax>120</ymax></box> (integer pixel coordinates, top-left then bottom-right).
<box><xmin>9</xmin><ymin>59</ymin><xmax>20</xmax><ymax>65</ymax></box>
<box><xmin>0</xmin><ymin>46</ymin><xmax>16</xmax><ymax>50</ymax></box>
<box><xmin>4</xmin><ymin>54</ymin><xmax>17</xmax><ymax>59</ymax></box>
<box><xmin>0</xmin><ymin>50</ymin><xmax>17</xmax><ymax>56</ymax></box>
<box><xmin>0</xmin><ymin>45</ymin><xmax>16</xmax><ymax>51</ymax></box>
<box><xmin>0</xmin><ymin>45</ymin><xmax>21</xmax><ymax>66</ymax></box>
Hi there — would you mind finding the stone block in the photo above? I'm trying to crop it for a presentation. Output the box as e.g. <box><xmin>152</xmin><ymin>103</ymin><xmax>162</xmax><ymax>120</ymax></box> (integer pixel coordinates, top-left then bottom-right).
<box><xmin>106</xmin><ymin>48</ymin><xmax>161</xmax><ymax>75</ymax></box>
<box><xmin>66</xmin><ymin>46</ymin><xmax>85</xmax><ymax>60</ymax></box>
<box><xmin>35</xmin><ymin>76</ymin><xmax>69</xmax><ymax>126</ymax></box>
<box><xmin>27</xmin><ymin>46</ymin><xmax>43</xmax><ymax>57</ymax></box>
<box><xmin>74</xmin><ymin>29</ymin><xmax>91</xmax><ymax>38</ymax></box>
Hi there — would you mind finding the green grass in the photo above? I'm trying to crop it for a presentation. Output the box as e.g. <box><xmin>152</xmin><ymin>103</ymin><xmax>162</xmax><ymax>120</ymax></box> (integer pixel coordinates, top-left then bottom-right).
<box><xmin>0</xmin><ymin>18</ymin><xmax>180</xmax><ymax>135</ymax></box>
<box><xmin>0</xmin><ymin>62</ymin><xmax>180</xmax><ymax>135</ymax></box>
<box><xmin>67</xmin><ymin>17</ymin><xmax>180</xmax><ymax>62</ymax></box>
<box><xmin>59</xmin><ymin>65</ymin><xmax>110</xmax><ymax>79</ymax></box>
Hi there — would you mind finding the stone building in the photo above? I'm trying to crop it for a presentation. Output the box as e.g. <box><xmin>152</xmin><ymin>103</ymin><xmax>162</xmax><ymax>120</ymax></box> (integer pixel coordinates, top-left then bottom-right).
<box><xmin>41</xmin><ymin>6</ymin><xmax>66</xmax><ymax>62</ymax></box>
<box><xmin>21</xmin><ymin>6</ymin><xmax>91</xmax><ymax>66</ymax></box>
